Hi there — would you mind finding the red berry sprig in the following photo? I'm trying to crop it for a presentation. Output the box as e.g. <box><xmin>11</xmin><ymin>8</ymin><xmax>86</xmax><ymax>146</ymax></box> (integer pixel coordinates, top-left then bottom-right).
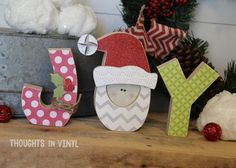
<box><xmin>146</xmin><ymin>0</ymin><xmax>174</xmax><ymax>19</ymax></box>
<box><xmin>0</xmin><ymin>105</ymin><xmax>12</xmax><ymax>123</ymax></box>
<box><xmin>174</xmin><ymin>0</ymin><xmax>189</xmax><ymax>6</ymax></box>
<box><xmin>146</xmin><ymin>0</ymin><xmax>190</xmax><ymax>19</ymax></box>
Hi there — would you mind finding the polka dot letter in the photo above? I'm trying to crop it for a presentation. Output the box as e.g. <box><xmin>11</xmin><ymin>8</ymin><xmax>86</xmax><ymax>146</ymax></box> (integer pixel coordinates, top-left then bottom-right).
<box><xmin>21</xmin><ymin>49</ymin><xmax>79</xmax><ymax>127</ymax></box>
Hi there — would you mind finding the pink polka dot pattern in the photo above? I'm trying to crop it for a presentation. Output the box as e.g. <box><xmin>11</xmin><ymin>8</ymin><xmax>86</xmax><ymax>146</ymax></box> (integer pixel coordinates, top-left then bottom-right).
<box><xmin>49</xmin><ymin>49</ymin><xmax>78</xmax><ymax>104</ymax></box>
<box><xmin>21</xmin><ymin>48</ymin><xmax>78</xmax><ymax>127</ymax></box>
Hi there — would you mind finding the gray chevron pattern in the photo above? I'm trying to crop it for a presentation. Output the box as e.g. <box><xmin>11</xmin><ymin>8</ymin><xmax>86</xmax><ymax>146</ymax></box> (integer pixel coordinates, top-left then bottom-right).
<box><xmin>96</xmin><ymin>89</ymin><xmax>107</xmax><ymax>97</ymax></box>
<box><xmin>95</xmin><ymin>86</ymin><xmax>151</xmax><ymax>131</ymax></box>
<box><xmin>115</xmin><ymin>126</ymin><xmax>138</xmax><ymax>132</ymax></box>
<box><xmin>100</xmin><ymin>113</ymin><xmax>145</xmax><ymax>124</ymax></box>
<box><xmin>95</xmin><ymin>100</ymin><xmax>119</xmax><ymax>111</ymax></box>
<box><xmin>140</xmin><ymin>91</ymin><xmax>150</xmax><ymax>100</ymax></box>
<box><xmin>127</xmin><ymin>102</ymin><xmax>149</xmax><ymax>111</ymax></box>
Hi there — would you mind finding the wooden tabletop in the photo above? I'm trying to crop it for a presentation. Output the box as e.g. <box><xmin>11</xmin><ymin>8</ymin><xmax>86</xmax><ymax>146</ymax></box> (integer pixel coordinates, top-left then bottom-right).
<box><xmin>0</xmin><ymin>112</ymin><xmax>235</xmax><ymax>168</ymax></box>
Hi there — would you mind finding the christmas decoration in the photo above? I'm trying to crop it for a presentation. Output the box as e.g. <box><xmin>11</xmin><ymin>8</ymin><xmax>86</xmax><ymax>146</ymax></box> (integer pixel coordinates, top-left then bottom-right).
<box><xmin>124</xmin><ymin>6</ymin><xmax>155</xmax><ymax>56</ymax></box>
<box><xmin>147</xmin><ymin>18</ymin><xmax>186</xmax><ymax>58</ymax></box>
<box><xmin>146</xmin><ymin>0</ymin><xmax>175</xmax><ymax>18</ymax></box>
<box><xmin>64</xmin><ymin>79</ymin><xmax>75</xmax><ymax>92</ymax></box>
<box><xmin>124</xmin><ymin>6</ymin><xmax>186</xmax><ymax>59</ymax></box>
<box><xmin>166</xmin><ymin>35</ymin><xmax>209</xmax><ymax>77</ymax></box>
<box><xmin>94</xmin><ymin>32</ymin><xmax>157</xmax><ymax>131</ymax></box>
<box><xmin>197</xmin><ymin>91</ymin><xmax>236</xmax><ymax>141</ymax></box>
<box><xmin>121</xmin><ymin>0</ymin><xmax>198</xmax><ymax>31</ymax></box>
<box><xmin>224</xmin><ymin>61</ymin><xmax>236</xmax><ymax>93</ymax></box>
<box><xmin>77</xmin><ymin>34</ymin><xmax>98</xmax><ymax>56</ymax></box>
<box><xmin>203</xmin><ymin>123</ymin><xmax>222</xmax><ymax>141</ymax></box>
<box><xmin>165</xmin><ymin>35</ymin><xmax>225</xmax><ymax>119</ymax></box>
<box><xmin>0</xmin><ymin>105</ymin><xmax>12</xmax><ymax>123</ymax></box>
<box><xmin>158</xmin><ymin>58</ymin><xmax>219</xmax><ymax>137</ymax></box>
<box><xmin>21</xmin><ymin>48</ymin><xmax>80</xmax><ymax>127</ymax></box>
<box><xmin>5</xmin><ymin>0</ymin><xmax>97</xmax><ymax>36</ymax></box>
<box><xmin>50</xmin><ymin>73</ymin><xmax>65</xmax><ymax>99</ymax></box>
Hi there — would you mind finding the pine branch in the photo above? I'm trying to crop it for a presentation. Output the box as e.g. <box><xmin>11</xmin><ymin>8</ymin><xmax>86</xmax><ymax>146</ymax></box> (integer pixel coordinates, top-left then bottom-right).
<box><xmin>120</xmin><ymin>0</ymin><xmax>198</xmax><ymax>31</ymax></box>
<box><xmin>224</xmin><ymin>61</ymin><xmax>236</xmax><ymax>93</ymax></box>
<box><xmin>181</xmin><ymin>34</ymin><xmax>209</xmax><ymax>56</ymax></box>
<box><xmin>120</xmin><ymin>0</ymin><xmax>146</xmax><ymax>27</ymax></box>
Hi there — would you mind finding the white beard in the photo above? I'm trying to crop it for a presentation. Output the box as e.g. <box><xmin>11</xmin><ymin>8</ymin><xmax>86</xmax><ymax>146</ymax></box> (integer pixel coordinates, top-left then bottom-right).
<box><xmin>94</xmin><ymin>86</ymin><xmax>151</xmax><ymax>131</ymax></box>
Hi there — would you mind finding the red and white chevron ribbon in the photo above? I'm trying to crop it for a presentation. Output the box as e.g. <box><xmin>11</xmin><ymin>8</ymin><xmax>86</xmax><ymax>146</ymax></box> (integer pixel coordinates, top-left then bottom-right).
<box><xmin>147</xmin><ymin>19</ymin><xmax>186</xmax><ymax>59</ymax></box>
<box><xmin>123</xmin><ymin>5</ymin><xmax>186</xmax><ymax>59</ymax></box>
<box><xmin>124</xmin><ymin>6</ymin><xmax>155</xmax><ymax>55</ymax></box>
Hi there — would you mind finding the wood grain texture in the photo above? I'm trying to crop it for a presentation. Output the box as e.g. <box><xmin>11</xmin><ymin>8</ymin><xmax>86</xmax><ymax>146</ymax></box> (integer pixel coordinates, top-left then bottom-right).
<box><xmin>0</xmin><ymin>112</ymin><xmax>235</xmax><ymax>168</ymax></box>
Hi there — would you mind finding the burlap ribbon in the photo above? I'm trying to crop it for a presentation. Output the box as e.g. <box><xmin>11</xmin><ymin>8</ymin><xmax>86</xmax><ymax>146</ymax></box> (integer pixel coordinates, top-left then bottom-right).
<box><xmin>51</xmin><ymin>94</ymin><xmax>82</xmax><ymax>113</ymax></box>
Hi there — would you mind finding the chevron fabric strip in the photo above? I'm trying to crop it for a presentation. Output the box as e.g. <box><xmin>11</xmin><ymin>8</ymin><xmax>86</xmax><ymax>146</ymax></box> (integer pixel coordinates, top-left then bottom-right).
<box><xmin>147</xmin><ymin>19</ymin><xmax>186</xmax><ymax>59</ymax></box>
<box><xmin>124</xmin><ymin>6</ymin><xmax>155</xmax><ymax>55</ymax></box>
<box><xmin>123</xmin><ymin>6</ymin><xmax>186</xmax><ymax>59</ymax></box>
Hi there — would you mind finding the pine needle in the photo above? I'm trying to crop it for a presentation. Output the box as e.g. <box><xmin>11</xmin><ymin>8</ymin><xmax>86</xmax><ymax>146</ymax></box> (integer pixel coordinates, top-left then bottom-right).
<box><xmin>224</xmin><ymin>61</ymin><xmax>236</xmax><ymax>93</ymax></box>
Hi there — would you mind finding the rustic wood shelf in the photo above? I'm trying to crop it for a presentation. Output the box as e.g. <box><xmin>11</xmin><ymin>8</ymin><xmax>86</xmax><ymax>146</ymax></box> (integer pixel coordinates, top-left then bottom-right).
<box><xmin>0</xmin><ymin>112</ymin><xmax>235</xmax><ymax>168</ymax></box>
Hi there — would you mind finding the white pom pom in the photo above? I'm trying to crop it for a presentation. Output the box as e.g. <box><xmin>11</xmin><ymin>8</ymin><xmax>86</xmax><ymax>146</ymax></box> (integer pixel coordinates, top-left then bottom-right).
<box><xmin>4</xmin><ymin>0</ymin><xmax>58</xmax><ymax>34</ymax></box>
<box><xmin>51</xmin><ymin>0</ymin><xmax>78</xmax><ymax>9</ymax></box>
<box><xmin>197</xmin><ymin>91</ymin><xmax>236</xmax><ymax>140</ymax></box>
<box><xmin>57</xmin><ymin>4</ymin><xmax>97</xmax><ymax>37</ymax></box>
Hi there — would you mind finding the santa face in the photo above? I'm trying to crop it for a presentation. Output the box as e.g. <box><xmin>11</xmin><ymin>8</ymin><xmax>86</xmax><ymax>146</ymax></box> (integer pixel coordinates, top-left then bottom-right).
<box><xmin>106</xmin><ymin>84</ymin><xmax>141</xmax><ymax>107</ymax></box>
<box><xmin>94</xmin><ymin>85</ymin><xmax>151</xmax><ymax>131</ymax></box>
<box><xmin>94</xmin><ymin>33</ymin><xmax>157</xmax><ymax>132</ymax></box>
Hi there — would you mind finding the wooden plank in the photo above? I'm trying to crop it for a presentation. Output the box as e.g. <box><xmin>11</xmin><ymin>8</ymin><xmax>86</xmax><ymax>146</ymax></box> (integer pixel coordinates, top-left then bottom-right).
<box><xmin>191</xmin><ymin>22</ymin><xmax>236</xmax><ymax>76</ymax></box>
<box><xmin>0</xmin><ymin>112</ymin><xmax>235</xmax><ymax>168</ymax></box>
<box><xmin>79</xmin><ymin>0</ymin><xmax>122</xmax><ymax>15</ymax></box>
<box><xmin>194</xmin><ymin>0</ymin><xmax>236</xmax><ymax>25</ymax></box>
<box><xmin>95</xmin><ymin>13</ymin><xmax>126</xmax><ymax>37</ymax></box>
<box><xmin>0</xmin><ymin>5</ymin><xmax>9</xmax><ymax>28</ymax></box>
<box><xmin>0</xmin><ymin>0</ymin><xmax>8</xmax><ymax>5</ymax></box>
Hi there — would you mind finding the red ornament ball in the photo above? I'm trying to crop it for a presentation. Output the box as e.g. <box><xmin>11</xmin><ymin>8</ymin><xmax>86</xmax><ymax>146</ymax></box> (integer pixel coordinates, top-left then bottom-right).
<box><xmin>203</xmin><ymin>123</ymin><xmax>222</xmax><ymax>141</ymax></box>
<box><xmin>0</xmin><ymin>105</ymin><xmax>12</xmax><ymax>123</ymax></box>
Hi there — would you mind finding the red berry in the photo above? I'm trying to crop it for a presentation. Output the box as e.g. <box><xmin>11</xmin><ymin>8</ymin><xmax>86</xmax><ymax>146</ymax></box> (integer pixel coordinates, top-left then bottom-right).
<box><xmin>64</xmin><ymin>79</ymin><xmax>75</xmax><ymax>92</ymax></box>
<box><xmin>146</xmin><ymin>0</ymin><xmax>175</xmax><ymax>18</ymax></box>
<box><xmin>203</xmin><ymin>123</ymin><xmax>222</xmax><ymax>141</ymax></box>
<box><xmin>0</xmin><ymin>105</ymin><xmax>12</xmax><ymax>123</ymax></box>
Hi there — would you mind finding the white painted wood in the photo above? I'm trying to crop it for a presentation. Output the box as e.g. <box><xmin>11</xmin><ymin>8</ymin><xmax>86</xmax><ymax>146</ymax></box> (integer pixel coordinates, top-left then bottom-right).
<box><xmin>0</xmin><ymin>0</ymin><xmax>8</xmax><ymax>5</ymax></box>
<box><xmin>95</xmin><ymin>14</ymin><xmax>126</xmax><ymax>37</ymax></box>
<box><xmin>191</xmin><ymin>22</ymin><xmax>236</xmax><ymax>76</ymax></box>
<box><xmin>194</xmin><ymin>0</ymin><xmax>236</xmax><ymax>25</ymax></box>
<box><xmin>80</xmin><ymin>0</ymin><xmax>121</xmax><ymax>15</ymax></box>
<box><xmin>0</xmin><ymin>5</ymin><xmax>9</xmax><ymax>28</ymax></box>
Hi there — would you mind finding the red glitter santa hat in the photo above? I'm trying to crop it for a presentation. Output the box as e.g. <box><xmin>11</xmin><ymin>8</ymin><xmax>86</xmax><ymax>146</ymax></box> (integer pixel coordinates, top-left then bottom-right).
<box><xmin>93</xmin><ymin>32</ymin><xmax>157</xmax><ymax>89</ymax></box>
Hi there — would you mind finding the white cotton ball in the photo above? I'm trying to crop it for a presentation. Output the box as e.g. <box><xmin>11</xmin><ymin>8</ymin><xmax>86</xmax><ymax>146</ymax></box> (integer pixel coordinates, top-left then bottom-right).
<box><xmin>197</xmin><ymin>91</ymin><xmax>236</xmax><ymax>140</ymax></box>
<box><xmin>51</xmin><ymin>0</ymin><xmax>78</xmax><ymax>9</ymax></box>
<box><xmin>79</xmin><ymin>6</ymin><xmax>98</xmax><ymax>35</ymax></box>
<box><xmin>57</xmin><ymin>4</ymin><xmax>97</xmax><ymax>37</ymax></box>
<box><xmin>4</xmin><ymin>0</ymin><xmax>58</xmax><ymax>34</ymax></box>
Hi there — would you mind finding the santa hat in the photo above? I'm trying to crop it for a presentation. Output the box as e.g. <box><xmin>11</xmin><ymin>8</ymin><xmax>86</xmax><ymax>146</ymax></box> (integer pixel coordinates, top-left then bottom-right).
<box><xmin>93</xmin><ymin>33</ymin><xmax>157</xmax><ymax>89</ymax></box>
